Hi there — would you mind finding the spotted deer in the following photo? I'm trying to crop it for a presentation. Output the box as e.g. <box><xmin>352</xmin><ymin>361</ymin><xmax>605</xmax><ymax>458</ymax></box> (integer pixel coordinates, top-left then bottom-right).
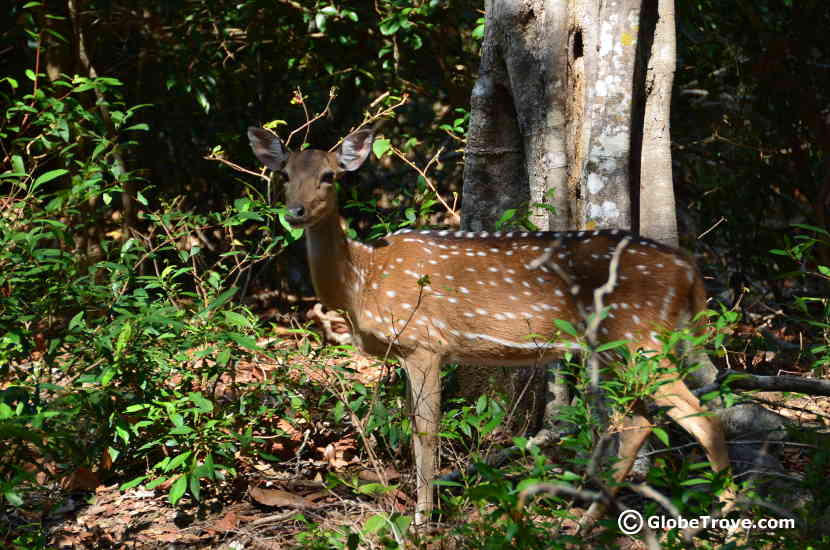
<box><xmin>247</xmin><ymin>126</ymin><xmax>731</xmax><ymax>525</ymax></box>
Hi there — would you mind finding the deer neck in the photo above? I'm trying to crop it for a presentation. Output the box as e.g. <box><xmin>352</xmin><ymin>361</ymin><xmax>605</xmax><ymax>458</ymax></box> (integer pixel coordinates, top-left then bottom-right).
<box><xmin>304</xmin><ymin>213</ymin><xmax>360</xmax><ymax>313</ymax></box>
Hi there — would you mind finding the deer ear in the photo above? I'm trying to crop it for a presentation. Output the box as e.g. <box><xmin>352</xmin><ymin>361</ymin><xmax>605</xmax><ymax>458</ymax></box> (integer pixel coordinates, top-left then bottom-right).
<box><xmin>337</xmin><ymin>128</ymin><xmax>374</xmax><ymax>172</ymax></box>
<box><xmin>247</xmin><ymin>127</ymin><xmax>289</xmax><ymax>172</ymax></box>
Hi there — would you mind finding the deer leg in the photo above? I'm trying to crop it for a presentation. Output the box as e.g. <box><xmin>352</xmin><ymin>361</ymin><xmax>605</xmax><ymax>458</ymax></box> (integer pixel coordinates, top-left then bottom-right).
<box><xmin>400</xmin><ymin>349</ymin><xmax>443</xmax><ymax>525</ymax></box>
<box><xmin>612</xmin><ymin>403</ymin><xmax>655</xmax><ymax>485</ymax></box>
<box><xmin>653</xmin><ymin>373</ymin><xmax>735</xmax><ymax>513</ymax></box>
<box><xmin>653</xmin><ymin>375</ymin><xmax>731</xmax><ymax>474</ymax></box>
<box><xmin>580</xmin><ymin>404</ymin><xmax>653</xmax><ymax>529</ymax></box>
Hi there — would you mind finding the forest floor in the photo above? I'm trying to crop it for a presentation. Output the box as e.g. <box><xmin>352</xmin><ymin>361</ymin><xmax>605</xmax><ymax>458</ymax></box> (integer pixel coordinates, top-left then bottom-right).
<box><xmin>5</xmin><ymin>296</ymin><xmax>830</xmax><ymax>549</ymax></box>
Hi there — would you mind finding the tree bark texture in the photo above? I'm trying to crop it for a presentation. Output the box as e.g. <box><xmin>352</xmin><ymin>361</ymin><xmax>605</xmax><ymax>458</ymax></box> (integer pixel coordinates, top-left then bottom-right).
<box><xmin>572</xmin><ymin>0</ymin><xmax>640</xmax><ymax>231</ymax></box>
<box><xmin>462</xmin><ymin>0</ymin><xmax>570</xmax><ymax>232</ymax></box>
<box><xmin>465</xmin><ymin>0</ymin><xmax>653</xmax><ymax>232</ymax></box>
<box><xmin>638</xmin><ymin>0</ymin><xmax>678</xmax><ymax>246</ymax></box>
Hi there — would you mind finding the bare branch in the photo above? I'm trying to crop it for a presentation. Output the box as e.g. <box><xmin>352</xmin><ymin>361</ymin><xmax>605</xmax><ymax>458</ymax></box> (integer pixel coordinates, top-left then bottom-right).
<box><xmin>695</xmin><ymin>369</ymin><xmax>830</xmax><ymax>398</ymax></box>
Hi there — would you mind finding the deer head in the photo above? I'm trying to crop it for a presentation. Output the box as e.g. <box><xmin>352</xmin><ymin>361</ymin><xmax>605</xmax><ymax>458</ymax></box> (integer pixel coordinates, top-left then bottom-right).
<box><xmin>247</xmin><ymin>127</ymin><xmax>375</xmax><ymax>228</ymax></box>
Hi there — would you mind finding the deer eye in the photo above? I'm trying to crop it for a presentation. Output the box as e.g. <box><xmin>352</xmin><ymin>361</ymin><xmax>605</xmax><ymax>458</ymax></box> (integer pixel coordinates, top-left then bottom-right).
<box><xmin>320</xmin><ymin>171</ymin><xmax>335</xmax><ymax>185</ymax></box>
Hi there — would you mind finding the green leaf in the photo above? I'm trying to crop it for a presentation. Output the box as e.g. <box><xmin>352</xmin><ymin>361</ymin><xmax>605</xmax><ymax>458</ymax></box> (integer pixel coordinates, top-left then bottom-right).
<box><xmin>68</xmin><ymin>311</ymin><xmax>86</xmax><ymax>331</ymax></box>
<box><xmin>372</xmin><ymin>138</ymin><xmax>391</xmax><ymax>159</ymax></box>
<box><xmin>495</xmin><ymin>208</ymin><xmax>516</xmax><ymax>229</ymax></box>
<box><xmin>379</xmin><ymin>19</ymin><xmax>400</xmax><ymax>36</ymax></box>
<box><xmin>315</xmin><ymin>13</ymin><xmax>327</xmax><ymax>32</ymax></box>
<box><xmin>228</xmin><ymin>332</ymin><xmax>261</xmax><ymax>351</ymax></box>
<box><xmin>357</xmin><ymin>483</ymin><xmax>394</xmax><ymax>496</ymax></box>
<box><xmin>792</xmin><ymin>223</ymin><xmax>830</xmax><ymax>237</ymax></box>
<box><xmin>120</xmin><ymin>476</ymin><xmax>148</xmax><ymax>490</ymax></box>
<box><xmin>115</xmin><ymin>423</ymin><xmax>130</xmax><ymax>444</ymax></box>
<box><xmin>223</xmin><ymin>310</ymin><xmax>251</xmax><ymax>329</ymax></box>
<box><xmin>553</xmin><ymin>318</ymin><xmax>578</xmax><ymax>338</ymax></box>
<box><xmin>115</xmin><ymin>321</ymin><xmax>133</xmax><ymax>357</ymax></box>
<box><xmin>392</xmin><ymin>514</ymin><xmax>412</xmax><ymax>535</ymax></box>
<box><xmin>475</xmin><ymin>394</ymin><xmax>488</xmax><ymax>415</ymax></box>
<box><xmin>100</xmin><ymin>366</ymin><xmax>117</xmax><ymax>386</ymax></box>
<box><xmin>193</xmin><ymin>453</ymin><xmax>216</xmax><ymax>479</ymax></box>
<box><xmin>31</xmin><ymin>169</ymin><xmax>69</xmax><ymax>192</ymax></box>
<box><xmin>165</xmin><ymin>451</ymin><xmax>193</xmax><ymax>473</ymax></box>
<box><xmin>680</xmin><ymin>477</ymin><xmax>709</xmax><ymax>486</ymax></box>
<box><xmin>278</xmin><ymin>210</ymin><xmax>305</xmax><ymax>241</ymax></box>
<box><xmin>595</xmin><ymin>339</ymin><xmax>628</xmax><ymax>352</ymax></box>
<box><xmin>189</xmin><ymin>474</ymin><xmax>201</xmax><ymax>501</ymax></box>
<box><xmin>652</xmin><ymin>427</ymin><xmax>670</xmax><ymax>446</ymax></box>
<box><xmin>188</xmin><ymin>392</ymin><xmax>214</xmax><ymax>413</ymax></box>
<box><xmin>4</xmin><ymin>490</ymin><xmax>24</xmax><ymax>507</ymax></box>
<box><xmin>363</xmin><ymin>513</ymin><xmax>387</xmax><ymax>534</ymax></box>
<box><xmin>11</xmin><ymin>155</ymin><xmax>25</xmax><ymax>175</ymax></box>
<box><xmin>203</xmin><ymin>287</ymin><xmax>238</xmax><ymax>315</ymax></box>
<box><xmin>169</xmin><ymin>426</ymin><xmax>194</xmax><ymax>435</ymax></box>
<box><xmin>145</xmin><ymin>476</ymin><xmax>167</xmax><ymax>490</ymax></box>
<box><xmin>169</xmin><ymin>475</ymin><xmax>187</xmax><ymax>505</ymax></box>
<box><xmin>1</xmin><ymin>76</ymin><xmax>19</xmax><ymax>89</ymax></box>
<box><xmin>333</xmin><ymin>400</ymin><xmax>345</xmax><ymax>423</ymax></box>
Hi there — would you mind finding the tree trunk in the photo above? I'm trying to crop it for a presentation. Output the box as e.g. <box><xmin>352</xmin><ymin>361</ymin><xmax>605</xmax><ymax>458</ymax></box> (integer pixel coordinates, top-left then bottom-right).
<box><xmin>572</xmin><ymin>0</ymin><xmax>640</xmax><ymax>231</ymax></box>
<box><xmin>638</xmin><ymin>0</ymin><xmax>678</xmax><ymax>246</ymax></box>
<box><xmin>462</xmin><ymin>0</ymin><xmax>570</xmax><ymax>233</ymax></box>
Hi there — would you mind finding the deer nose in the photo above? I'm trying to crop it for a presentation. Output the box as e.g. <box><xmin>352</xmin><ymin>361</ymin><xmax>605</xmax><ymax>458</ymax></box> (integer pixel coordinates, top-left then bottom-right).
<box><xmin>286</xmin><ymin>205</ymin><xmax>305</xmax><ymax>219</ymax></box>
